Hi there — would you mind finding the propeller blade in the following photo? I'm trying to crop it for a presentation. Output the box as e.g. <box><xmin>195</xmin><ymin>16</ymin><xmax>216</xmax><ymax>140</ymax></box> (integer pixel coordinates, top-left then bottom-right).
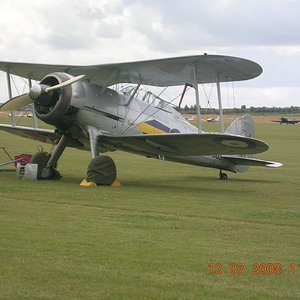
<box><xmin>0</xmin><ymin>94</ymin><xmax>33</xmax><ymax>111</ymax></box>
<box><xmin>0</xmin><ymin>74</ymin><xmax>85</xmax><ymax>112</ymax></box>
<box><xmin>45</xmin><ymin>74</ymin><xmax>85</xmax><ymax>92</ymax></box>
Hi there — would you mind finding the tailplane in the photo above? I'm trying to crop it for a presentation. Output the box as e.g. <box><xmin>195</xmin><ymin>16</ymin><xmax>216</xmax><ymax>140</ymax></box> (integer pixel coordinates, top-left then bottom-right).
<box><xmin>223</xmin><ymin>114</ymin><xmax>282</xmax><ymax>173</ymax></box>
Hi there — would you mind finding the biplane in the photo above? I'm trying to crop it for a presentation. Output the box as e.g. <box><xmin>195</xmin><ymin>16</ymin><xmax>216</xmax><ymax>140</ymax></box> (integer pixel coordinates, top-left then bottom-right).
<box><xmin>0</xmin><ymin>54</ymin><xmax>281</xmax><ymax>184</ymax></box>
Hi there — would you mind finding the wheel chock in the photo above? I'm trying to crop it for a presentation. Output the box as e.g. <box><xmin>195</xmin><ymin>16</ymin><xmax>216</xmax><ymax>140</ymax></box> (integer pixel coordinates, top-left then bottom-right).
<box><xmin>111</xmin><ymin>179</ymin><xmax>121</xmax><ymax>187</ymax></box>
<box><xmin>80</xmin><ymin>179</ymin><xmax>97</xmax><ymax>187</ymax></box>
<box><xmin>80</xmin><ymin>179</ymin><xmax>121</xmax><ymax>187</ymax></box>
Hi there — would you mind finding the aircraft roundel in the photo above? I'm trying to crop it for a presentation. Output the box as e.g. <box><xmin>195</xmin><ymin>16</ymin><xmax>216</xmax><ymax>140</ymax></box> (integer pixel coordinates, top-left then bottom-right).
<box><xmin>169</xmin><ymin>128</ymin><xmax>180</xmax><ymax>133</ymax></box>
<box><xmin>213</xmin><ymin>137</ymin><xmax>256</xmax><ymax>149</ymax></box>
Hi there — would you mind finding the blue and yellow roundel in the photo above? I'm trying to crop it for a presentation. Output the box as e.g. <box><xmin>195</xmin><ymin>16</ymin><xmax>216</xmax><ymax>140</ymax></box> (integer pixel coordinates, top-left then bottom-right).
<box><xmin>137</xmin><ymin>120</ymin><xmax>180</xmax><ymax>134</ymax></box>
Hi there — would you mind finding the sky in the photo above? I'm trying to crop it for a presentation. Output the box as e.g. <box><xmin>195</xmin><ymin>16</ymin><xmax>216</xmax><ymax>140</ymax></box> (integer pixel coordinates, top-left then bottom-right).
<box><xmin>0</xmin><ymin>0</ymin><xmax>300</xmax><ymax>108</ymax></box>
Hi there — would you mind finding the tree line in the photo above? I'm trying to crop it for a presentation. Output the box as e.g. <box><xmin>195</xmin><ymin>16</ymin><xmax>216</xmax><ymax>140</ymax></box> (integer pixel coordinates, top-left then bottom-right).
<box><xmin>178</xmin><ymin>105</ymin><xmax>300</xmax><ymax>115</ymax></box>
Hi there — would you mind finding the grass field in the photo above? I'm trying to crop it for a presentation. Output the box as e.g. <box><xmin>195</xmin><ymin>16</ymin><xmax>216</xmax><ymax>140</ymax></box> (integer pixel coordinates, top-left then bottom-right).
<box><xmin>0</xmin><ymin>115</ymin><xmax>300</xmax><ymax>299</ymax></box>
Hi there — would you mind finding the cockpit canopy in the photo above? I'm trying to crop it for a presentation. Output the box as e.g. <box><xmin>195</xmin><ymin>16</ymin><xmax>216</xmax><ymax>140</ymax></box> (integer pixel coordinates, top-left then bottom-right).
<box><xmin>119</xmin><ymin>85</ymin><xmax>180</xmax><ymax>115</ymax></box>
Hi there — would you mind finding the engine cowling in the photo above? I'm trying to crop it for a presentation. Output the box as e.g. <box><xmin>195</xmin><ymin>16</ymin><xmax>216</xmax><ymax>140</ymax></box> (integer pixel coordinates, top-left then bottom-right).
<box><xmin>34</xmin><ymin>72</ymin><xmax>77</xmax><ymax>127</ymax></box>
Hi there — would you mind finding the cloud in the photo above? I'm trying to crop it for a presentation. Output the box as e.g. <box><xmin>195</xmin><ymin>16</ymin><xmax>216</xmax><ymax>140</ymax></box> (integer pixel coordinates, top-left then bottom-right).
<box><xmin>125</xmin><ymin>0</ymin><xmax>300</xmax><ymax>48</ymax></box>
<box><xmin>0</xmin><ymin>0</ymin><xmax>300</xmax><ymax>106</ymax></box>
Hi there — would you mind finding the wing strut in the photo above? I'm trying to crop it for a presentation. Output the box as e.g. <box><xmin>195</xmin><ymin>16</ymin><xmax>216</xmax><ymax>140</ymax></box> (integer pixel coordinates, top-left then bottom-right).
<box><xmin>6</xmin><ymin>69</ymin><xmax>16</xmax><ymax>126</ymax></box>
<box><xmin>193</xmin><ymin>64</ymin><xmax>202</xmax><ymax>132</ymax></box>
<box><xmin>126</xmin><ymin>82</ymin><xmax>142</xmax><ymax>107</ymax></box>
<box><xmin>216</xmin><ymin>77</ymin><xmax>225</xmax><ymax>133</ymax></box>
<box><xmin>88</xmin><ymin>126</ymin><xmax>99</xmax><ymax>158</ymax></box>
<box><xmin>178</xmin><ymin>83</ymin><xmax>193</xmax><ymax>108</ymax></box>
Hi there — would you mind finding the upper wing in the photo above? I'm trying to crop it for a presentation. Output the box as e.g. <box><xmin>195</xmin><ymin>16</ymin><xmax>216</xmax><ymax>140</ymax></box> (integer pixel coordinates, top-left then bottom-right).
<box><xmin>0</xmin><ymin>54</ymin><xmax>262</xmax><ymax>87</ymax></box>
<box><xmin>99</xmin><ymin>133</ymin><xmax>269</xmax><ymax>156</ymax></box>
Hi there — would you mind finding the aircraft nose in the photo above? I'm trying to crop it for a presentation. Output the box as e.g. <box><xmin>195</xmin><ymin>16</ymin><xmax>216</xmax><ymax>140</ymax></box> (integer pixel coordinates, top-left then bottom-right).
<box><xmin>29</xmin><ymin>85</ymin><xmax>42</xmax><ymax>100</ymax></box>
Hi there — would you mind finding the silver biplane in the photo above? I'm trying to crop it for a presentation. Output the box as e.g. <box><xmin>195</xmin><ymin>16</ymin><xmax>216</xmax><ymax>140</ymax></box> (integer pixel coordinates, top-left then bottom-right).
<box><xmin>0</xmin><ymin>54</ymin><xmax>281</xmax><ymax>184</ymax></box>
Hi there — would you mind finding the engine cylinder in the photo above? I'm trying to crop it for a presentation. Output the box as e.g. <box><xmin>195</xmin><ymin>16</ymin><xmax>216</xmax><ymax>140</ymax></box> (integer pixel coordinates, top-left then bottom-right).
<box><xmin>34</xmin><ymin>72</ymin><xmax>74</xmax><ymax>126</ymax></box>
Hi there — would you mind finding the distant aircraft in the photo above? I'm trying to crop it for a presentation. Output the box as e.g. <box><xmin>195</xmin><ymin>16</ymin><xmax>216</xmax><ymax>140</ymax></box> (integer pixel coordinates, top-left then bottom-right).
<box><xmin>272</xmin><ymin>117</ymin><xmax>300</xmax><ymax>125</ymax></box>
<box><xmin>8</xmin><ymin>112</ymin><xmax>33</xmax><ymax>118</ymax></box>
<box><xmin>0</xmin><ymin>54</ymin><xmax>282</xmax><ymax>184</ymax></box>
<box><xmin>205</xmin><ymin>116</ymin><xmax>220</xmax><ymax>123</ymax></box>
<box><xmin>185</xmin><ymin>115</ymin><xmax>195</xmax><ymax>121</ymax></box>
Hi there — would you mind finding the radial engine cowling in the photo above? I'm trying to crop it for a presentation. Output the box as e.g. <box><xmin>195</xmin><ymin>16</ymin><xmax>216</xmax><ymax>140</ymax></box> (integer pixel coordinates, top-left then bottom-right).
<box><xmin>34</xmin><ymin>72</ymin><xmax>77</xmax><ymax>127</ymax></box>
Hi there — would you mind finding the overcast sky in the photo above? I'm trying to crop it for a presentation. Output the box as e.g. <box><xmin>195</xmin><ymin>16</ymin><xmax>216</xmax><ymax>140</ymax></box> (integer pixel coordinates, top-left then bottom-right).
<box><xmin>0</xmin><ymin>0</ymin><xmax>300</xmax><ymax>108</ymax></box>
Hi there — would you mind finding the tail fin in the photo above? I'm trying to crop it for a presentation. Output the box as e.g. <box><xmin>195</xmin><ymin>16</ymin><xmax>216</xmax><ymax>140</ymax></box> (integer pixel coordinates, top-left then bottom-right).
<box><xmin>224</xmin><ymin>114</ymin><xmax>255</xmax><ymax>172</ymax></box>
<box><xmin>222</xmin><ymin>114</ymin><xmax>282</xmax><ymax>173</ymax></box>
<box><xmin>225</xmin><ymin>114</ymin><xmax>255</xmax><ymax>138</ymax></box>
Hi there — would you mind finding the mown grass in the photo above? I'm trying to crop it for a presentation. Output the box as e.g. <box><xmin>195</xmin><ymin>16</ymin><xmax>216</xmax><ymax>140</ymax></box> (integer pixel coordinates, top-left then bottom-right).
<box><xmin>0</xmin><ymin>115</ymin><xmax>299</xmax><ymax>299</ymax></box>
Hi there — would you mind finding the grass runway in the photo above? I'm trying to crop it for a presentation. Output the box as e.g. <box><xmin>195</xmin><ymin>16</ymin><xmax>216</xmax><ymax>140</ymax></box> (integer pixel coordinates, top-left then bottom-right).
<box><xmin>0</xmin><ymin>116</ymin><xmax>299</xmax><ymax>299</ymax></box>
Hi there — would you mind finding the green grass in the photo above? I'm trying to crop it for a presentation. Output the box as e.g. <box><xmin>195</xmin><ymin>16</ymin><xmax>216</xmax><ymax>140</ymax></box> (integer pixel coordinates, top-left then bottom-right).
<box><xmin>0</xmin><ymin>116</ymin><xmax>300</xmax><ymax>299</ymax></box>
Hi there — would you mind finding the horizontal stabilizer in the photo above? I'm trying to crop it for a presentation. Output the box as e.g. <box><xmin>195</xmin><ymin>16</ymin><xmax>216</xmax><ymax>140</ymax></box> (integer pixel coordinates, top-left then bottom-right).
<box><xmin>223</xmin><ymin>155</ymin><xmax>282</xmax><ymax>168</ymax></box>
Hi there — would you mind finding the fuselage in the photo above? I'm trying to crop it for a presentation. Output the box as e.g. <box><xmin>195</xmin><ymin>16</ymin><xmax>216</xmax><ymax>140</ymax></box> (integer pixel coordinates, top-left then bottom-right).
<box><xmin>72</xmin><ymin>83</ymin><xmax>197</xmax><ymax>137</ymax></box>
<box><xmin>67</xmin><ymin>82</ymin><xmax>240</xmax><ymax>173</ymax></box>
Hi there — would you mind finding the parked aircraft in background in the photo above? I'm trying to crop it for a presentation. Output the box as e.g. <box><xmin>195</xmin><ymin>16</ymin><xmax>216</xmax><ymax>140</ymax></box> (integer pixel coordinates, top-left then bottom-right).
<box><xmin>272</xmin><ymin>117</ymin><xmax>300</xmax><ymax>125</ymax></box>
<box><xmin>205</xmin><ymin>116</ymin><xmax>220</xmax><ymax>123</ymax></box>
<box><xmin>0</xmin><ymin>54</ymin><xmax>281</xmax><ymax>184</ymax></box>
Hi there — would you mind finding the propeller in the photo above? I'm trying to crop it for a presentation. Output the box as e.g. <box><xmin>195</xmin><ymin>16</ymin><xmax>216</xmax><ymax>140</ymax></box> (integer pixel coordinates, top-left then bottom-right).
<box><xmin>0</xmin><ymin>74</ymin><xmax>85</xmax><ymax>112</ymax></box>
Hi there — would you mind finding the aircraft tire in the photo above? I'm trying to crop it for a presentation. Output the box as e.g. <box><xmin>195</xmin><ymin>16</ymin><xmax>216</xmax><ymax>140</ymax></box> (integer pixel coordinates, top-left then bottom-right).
<box><xmin>219</xmin><ymin>172</ymin><xmax>228</xmax><ymax>180</ymax></box>
<box><xmin>30</xmin><ymin>151</ymin><xmax>60</xmax><ymax>180</ymax></box>
<box><xmin>87</xmin><ymin>155</ymin><xmax>116</xmax><ymax>186</ymax></box>
<box><xmin>40</xmin><ymin>166</ymin><xmax>61</xmax><ymax>180</ymax></box>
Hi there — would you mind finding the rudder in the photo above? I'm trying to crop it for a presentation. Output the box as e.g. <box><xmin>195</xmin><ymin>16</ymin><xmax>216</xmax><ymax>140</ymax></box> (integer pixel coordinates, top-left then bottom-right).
<box><xmin>225</xmin><ymin>114</ymin><xmax>255</xmax><ymax>138</ymax></box>
<box><xmin>224</xmin><ymin>114</ymin><xmax>255</xmax><ymax>172</ymax></box>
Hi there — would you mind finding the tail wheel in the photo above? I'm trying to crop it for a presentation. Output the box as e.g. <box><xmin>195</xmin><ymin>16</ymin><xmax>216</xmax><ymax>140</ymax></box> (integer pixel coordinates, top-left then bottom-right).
<box><xmin>219</xmin><ymin>170</ymin><xmax>228</xmax><ymax>180</ymax></box>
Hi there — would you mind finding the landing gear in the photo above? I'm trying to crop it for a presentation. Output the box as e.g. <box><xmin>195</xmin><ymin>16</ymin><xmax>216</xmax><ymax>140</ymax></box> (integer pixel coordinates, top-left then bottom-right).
<box><xmin>86</xmin><ymin>155</ymin><xmax>117</xmax><ymax>186</ymax></box>
<box><xmin>30</xmin><ymin>151</ymin><xmax>61</xmax><ymax>179</ymax></box>
<box><xmin>219</xmin><ymin>170</ymin><xmax>228</xmax><ymax>180</ymax></box>
<box><xmin>41</xmin><ymin>166</ymin><xmax>61</xmax><ymax>179</ymax></box>
<box><xmin>29</xmin><ymin>135</ymin><xmax>68</xmax><ymax>180</ymax></box>
<box><xmin>83</xmin><ymin>126</ymin><xmax>117</xmax><ymax>186</ymax></box>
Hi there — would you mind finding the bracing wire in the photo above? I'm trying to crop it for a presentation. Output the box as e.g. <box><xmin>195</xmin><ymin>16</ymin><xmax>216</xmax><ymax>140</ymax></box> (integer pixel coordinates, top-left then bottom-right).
<box><xmin>232</xmin><ymin>81</ymin><xmax>236</xmax><ymax>109</ymax></box>
<box><xmin>9</xmin><ymin>74</ymin><xmax>35</xmax><ymax>125</ymax></box>
<box><xmin>10</xmin><ymin>75</ymin><xmax>20</xmax><ymax>96</ymax></box>
<box><xmin>226</xmin><ymin>82</ymin><xmax>230</xmax><ymax>109</ymax></box>
<box><xmin>201</xmin><ymin>83</ymin><xmax>214</xmax><ymax>114</ymax></box>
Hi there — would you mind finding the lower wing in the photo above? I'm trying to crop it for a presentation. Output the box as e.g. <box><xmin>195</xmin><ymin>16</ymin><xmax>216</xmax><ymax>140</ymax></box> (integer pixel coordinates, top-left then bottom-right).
<box><xmin>0</xmin><ymin>124</ymin><xmax>271</xmax><ymax>157</ymax></box>
<box><xmin>0</xmin><ymin>124</ymin><xmax>58</xmax><ymax>144</ymax></box>
<box><xmin>99</xmin><ymin>133</ymin><xmax>269</xmax><ymax>156</ymax></box>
